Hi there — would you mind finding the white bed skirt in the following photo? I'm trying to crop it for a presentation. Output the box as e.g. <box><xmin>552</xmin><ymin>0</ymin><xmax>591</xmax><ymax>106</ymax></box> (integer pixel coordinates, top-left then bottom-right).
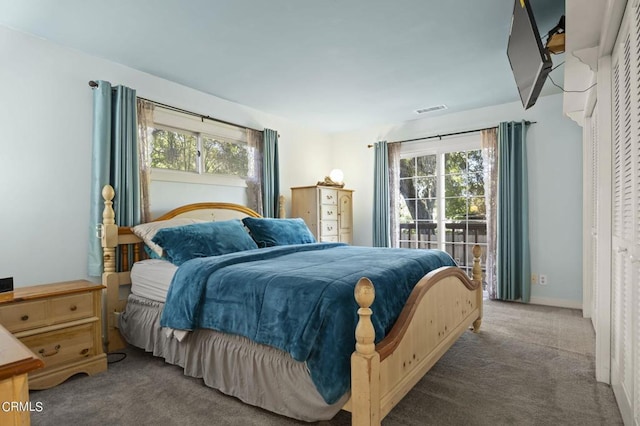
<box><xmin>119</xmin><ymin>294</ymin><xmax>348</xmax><ymax>422</ymax></box>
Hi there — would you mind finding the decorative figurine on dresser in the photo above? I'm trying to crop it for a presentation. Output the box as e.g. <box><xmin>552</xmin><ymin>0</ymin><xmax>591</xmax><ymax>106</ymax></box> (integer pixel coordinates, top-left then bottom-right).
<box><xmin>291</xmin><ymin>176</ymin><xmax>354</xmax><ymax>244</ymax></box>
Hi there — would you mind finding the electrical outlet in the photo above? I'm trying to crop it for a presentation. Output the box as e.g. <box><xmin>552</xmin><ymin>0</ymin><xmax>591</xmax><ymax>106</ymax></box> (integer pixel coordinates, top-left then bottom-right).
<box><xmin>539</xmin><ymin>274</ymin><xmax>548</xmax><ymax>286</ymax></box>
<box><xmin>531</xmin><ymin>273</ymin><xmax>538</xmax><ymax>284</ymax></box>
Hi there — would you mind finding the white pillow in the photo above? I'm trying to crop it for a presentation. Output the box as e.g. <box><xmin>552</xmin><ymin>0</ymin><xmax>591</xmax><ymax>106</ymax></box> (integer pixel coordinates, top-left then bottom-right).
<box><xmin>132</xmin><ymin>218</ymin><xmax>205</xmax><ymax>257</ymax></box>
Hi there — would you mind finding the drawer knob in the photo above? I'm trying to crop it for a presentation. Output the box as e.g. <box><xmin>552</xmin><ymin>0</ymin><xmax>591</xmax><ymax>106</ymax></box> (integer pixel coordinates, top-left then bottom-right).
<box><xmin>80</xmin><ymin>348</ymin><xmax>89</xmax><ymax>356</ymax></box>
<box><xmin>70</xmin><ymin>305</ymin><xmax>77</xmax><ymax>311</ymax></box>
<box><xmin>327</xmin><ymin>210</ymin><xmax>334</xmax><ymax>215</ymax></box>
<box><xmin>21</xmin><ymin>315</ymin><xmax>29</xmax><ymax>321</ymax></box>
<box><xmin>327</xmin><ymin>226</ymin><xmax>333</xmax><ymax>231</ymax></box>
<box><xmin>326</xmin><ymin>195</ymin><xmax>333</xmax><ymax>200</ymax></box>
<box><xmin>39</xmin><ymin>344</ymin><xmax>61</xmax><ymax>357</ymax></box>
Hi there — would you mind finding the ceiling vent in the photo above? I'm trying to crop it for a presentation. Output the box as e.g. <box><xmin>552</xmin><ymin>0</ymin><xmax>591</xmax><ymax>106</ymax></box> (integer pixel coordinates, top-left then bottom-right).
<box><xmin>416</xmin><ymin>105</ymin><xmax>448</xmax><ymax>114</ymax></box>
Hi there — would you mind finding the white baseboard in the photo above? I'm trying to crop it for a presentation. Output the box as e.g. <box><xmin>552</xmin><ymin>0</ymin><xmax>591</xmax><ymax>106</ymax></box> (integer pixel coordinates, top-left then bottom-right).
<box><xmin>611</xmin><ymin>361</ymin><xmax>634</xmax><ymax>426</ymax></box>
<box><xmin>528</xmin><ymin>297</ymin><xmax>583</xmax><ymax>310</ymax></box>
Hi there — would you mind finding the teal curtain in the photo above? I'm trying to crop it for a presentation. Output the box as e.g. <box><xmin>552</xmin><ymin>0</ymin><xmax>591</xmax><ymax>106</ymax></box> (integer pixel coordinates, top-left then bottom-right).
<box><xmin>373</xmin><ymin>141</ymin><xmax>390</xmax><ymax>247</ymax></box>
<box><xmin>262</xmin><ymin>129</ymin><xmax>280</xmax><ymax>218</ymax></box>
<box><xmin>497</xmin><ymin>121</ymin><xmax>530</xmax><ymax>302</ymax></box>
<box><xmin>88</xmin><ymin>81</ymin><xmax>140</xmax><ymax>276</ymax></box>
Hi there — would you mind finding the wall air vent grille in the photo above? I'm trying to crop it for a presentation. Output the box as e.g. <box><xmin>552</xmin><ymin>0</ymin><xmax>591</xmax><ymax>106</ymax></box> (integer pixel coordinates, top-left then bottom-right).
<box><xmin>416</xmin><ymin>105</ymin><xmax>448</xmax><ymax>114</ymax></box>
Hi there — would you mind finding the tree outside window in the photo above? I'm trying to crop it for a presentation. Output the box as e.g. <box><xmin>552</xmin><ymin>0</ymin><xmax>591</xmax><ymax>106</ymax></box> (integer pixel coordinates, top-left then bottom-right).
<box><xmin>149</xmin><ymin>126</ymin><xmax>249</xmax><ymax>178</ymax></box>
<box><xmin>398</xmin><ymin>149</ymin><xmax>487</xmax><ymax>276</ymax></box>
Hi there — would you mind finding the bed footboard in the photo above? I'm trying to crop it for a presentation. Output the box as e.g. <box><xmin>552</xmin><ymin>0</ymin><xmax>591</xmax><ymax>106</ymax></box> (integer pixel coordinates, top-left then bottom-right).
<box><xmin>349</xmin><ymin>246</ymin><xmax>483</xmax><ymax>425</ymax></box>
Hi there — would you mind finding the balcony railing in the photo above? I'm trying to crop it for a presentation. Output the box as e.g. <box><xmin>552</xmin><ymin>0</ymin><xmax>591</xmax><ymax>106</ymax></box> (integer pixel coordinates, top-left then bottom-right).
<box><xmin>398</xmin><ymin>221</ymin><xmax>487</xmax><ymax>279</ymax></box>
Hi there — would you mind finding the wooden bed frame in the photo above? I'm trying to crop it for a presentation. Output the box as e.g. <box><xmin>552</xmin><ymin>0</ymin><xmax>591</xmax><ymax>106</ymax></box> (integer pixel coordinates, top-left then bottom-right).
<box><xmin>99</xmin><ymin>184</ymin><xmax>483</xmax><ymax>426</ymax></box>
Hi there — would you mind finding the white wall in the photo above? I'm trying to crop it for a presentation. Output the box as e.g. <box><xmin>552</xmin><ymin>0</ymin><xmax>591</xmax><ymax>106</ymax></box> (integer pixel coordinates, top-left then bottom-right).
<box><xmin>330</xmin><ymin>93</ymin><xmax>584</xmax><ymax>307</ymax></box>
<box><xmin>149</xmin><ymin>180</ymin><xmax>246</xmax><ymax>217</ymax></box>
<box><xmin>0</xmin><ymin>25</ymin><xmax>584</xmax><ymax>307</ymax></box>
<box><xmin>0</xmin><ymin>25</ymin><xmax>332</xmax><ymax>287</ymax></box>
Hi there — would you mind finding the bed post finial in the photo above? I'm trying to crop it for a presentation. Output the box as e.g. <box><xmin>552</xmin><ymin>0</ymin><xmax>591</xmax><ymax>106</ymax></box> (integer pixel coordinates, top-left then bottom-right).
<box><xmin>278</xmin><ymin>194</ymin><xmax>286</xmax><ymax>218</ymax></box>
<box><xmin>354</xmin><ymin>278</ymin><xmax>376</xmax><ymax>355</ymax></box>
<box><xmin>101</xmin><ymin>185</ymin><xmax>117</xmax><ymax>273</ymax></box>
<box><xmin>471</xmin><ymin>245</ymin><xmax>483</xmax><ymax>333</ymax></box>
<box><xmin>351</xmin><ymin>277</ymin><xmax>381</xmax><ymax>425</ymax></box>
<box><xmin>102</xmin><ymin>185</ymin><xmax>115</xmax><ymax>211</ymax></box>
<box><xmin>472</xmin><ymin>245</ymin><xmax>482</xmax><ymax>283</ymax></box>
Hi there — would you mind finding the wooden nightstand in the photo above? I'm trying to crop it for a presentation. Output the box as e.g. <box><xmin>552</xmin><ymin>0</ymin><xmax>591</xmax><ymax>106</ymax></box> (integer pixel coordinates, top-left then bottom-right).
<box><xmin>0</xmin><ymin>280</ymin><xmax>107</xmax><ymax>390</ymax></box>
<box><xmin>0</xmin><ymin>324</ymin><xmax>44</xmax><ymax>426</ymax></box>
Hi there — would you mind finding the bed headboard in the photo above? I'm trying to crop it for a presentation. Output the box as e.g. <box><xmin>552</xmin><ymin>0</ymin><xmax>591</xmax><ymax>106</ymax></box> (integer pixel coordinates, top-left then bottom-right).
<box><xmin>100</xmin><ymin>185</ymin><xmax>268</xmax><ymax>272</ymax></box>
<box><xmin>99</xmin><ymin>184</ymin><xmax>283</xmax><ymax>351</ymax></box>
<box><xmin>151</xmin><ymin>202</ymin><xmax>262</xmax><ymax>222</ymax></box>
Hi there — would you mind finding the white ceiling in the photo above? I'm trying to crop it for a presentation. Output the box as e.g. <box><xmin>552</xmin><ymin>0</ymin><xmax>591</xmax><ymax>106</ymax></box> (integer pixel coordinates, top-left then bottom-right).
<box><xmin>0</xmin><ymin>0</ymin><xmax>565</xmax><ymax>133</ymax></box>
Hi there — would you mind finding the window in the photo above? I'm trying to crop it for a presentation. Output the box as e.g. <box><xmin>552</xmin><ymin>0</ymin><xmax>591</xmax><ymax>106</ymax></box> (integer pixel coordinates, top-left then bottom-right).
<box><xmin>146</xmin><ymin>107</ymin><xmax>251</xmax><ymax>186</ymax></box>
<box><xmin>397</xmin><ymin>135</ymin><xmax>487</xmax><ymax>277</ymax></box>
<box><xmin>201</xmin><ymin>135</ymin><xmax>248</xmax><ymax>176</ymax></box>
<box><xmin>150</xmin><ymin>127</ymin><xmax>198</xmax><ymax>173</ymax></box>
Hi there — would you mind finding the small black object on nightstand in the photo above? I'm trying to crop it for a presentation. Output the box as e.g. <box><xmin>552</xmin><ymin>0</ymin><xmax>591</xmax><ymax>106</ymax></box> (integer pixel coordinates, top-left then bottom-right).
<box><xmin>0</xmin><ymin>276</ymin><xmax>14</xmax><ymax>293</ymax></box>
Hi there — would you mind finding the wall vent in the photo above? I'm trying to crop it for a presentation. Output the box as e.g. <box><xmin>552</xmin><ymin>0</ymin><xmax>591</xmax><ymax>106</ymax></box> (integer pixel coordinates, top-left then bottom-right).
<box><xmin>416</xmin><ymin>105</ymin><xmax>448</xmax><ymax>114</ymax></box>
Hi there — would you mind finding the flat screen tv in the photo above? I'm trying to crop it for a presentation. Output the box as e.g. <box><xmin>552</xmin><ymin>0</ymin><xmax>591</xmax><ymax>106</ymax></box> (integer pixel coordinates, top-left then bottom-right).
<box><xmin>507</xmin><ymin>0</ymin><xmax>553</xmax><ymax>109</ymax></box>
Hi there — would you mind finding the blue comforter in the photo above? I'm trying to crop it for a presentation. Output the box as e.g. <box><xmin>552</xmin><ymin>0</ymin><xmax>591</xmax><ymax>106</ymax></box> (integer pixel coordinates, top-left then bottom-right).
<box><xmin>160</xmin><ymin>243</ymin><xmax>456</xmax><ymax>404</ymax></box>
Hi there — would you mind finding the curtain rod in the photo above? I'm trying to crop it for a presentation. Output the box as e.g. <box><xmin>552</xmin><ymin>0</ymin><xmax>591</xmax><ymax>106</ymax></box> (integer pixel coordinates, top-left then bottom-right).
<box><xmin>366</xmin><ymin>121</ymin><xmax>537</xmax><ymax>148</ymax></box>
<box><xmin>88</xmin><ymin>80</ymin><xmax>261</xmax><ymax>133</ymax></box>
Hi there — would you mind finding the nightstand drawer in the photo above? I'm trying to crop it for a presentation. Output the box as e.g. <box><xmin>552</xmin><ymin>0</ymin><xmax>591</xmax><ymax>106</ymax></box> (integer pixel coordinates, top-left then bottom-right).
<box><xmin>0</xmin><ymin>300</ymin><xmax>49</xmax><ymax>333</ymax></box>
<box><xmin>50</xmin><ymin>293</ymin><xmax>94</xmax><ymax>322</ymax></box>
<box><xmin>320</xmin><ymin>236</ymin><xmax>339</xmax><ymax>242</ymax></box>
<box><xmin>21</xmin><ymin>323</ymin><xmax>95</xmax><ymax>371</ymax></box>
<box><xmin>319</xmin><ymin>188</ymin><xmax>338</xmax><ymax>205</ymax></box>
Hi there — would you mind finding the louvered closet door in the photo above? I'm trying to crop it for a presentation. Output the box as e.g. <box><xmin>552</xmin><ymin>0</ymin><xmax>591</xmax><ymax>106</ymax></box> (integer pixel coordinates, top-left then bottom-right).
<box><xmin>611</xmin><ymin>4</ymin><xmax>639</xmax><ymax>423</ymax></box>
<box><xmin>632</xmin><ymin>5</ymin><xmax>640</xmax><ymax>424</ymax></box>
<box><xmin>611</xmin><ymin>43</ymin><xmax>624</xmax><ymax>411</ymax></box>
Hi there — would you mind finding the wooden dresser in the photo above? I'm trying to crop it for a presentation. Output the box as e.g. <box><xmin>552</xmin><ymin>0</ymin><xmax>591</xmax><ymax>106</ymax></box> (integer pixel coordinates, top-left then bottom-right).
<box><xmin>0</xmin><ymin>324</ymin><xmax>44</xmax><ymax>426</ymax></box>
<box><xmin>291</xmin><ymin>185</ymin><xmax>354</xmax><ymax>244</ymax></box>
<box><xmin>0</xmin><ymin>280</ymin><xmax>107</xmax><ymax>390</ymax></box>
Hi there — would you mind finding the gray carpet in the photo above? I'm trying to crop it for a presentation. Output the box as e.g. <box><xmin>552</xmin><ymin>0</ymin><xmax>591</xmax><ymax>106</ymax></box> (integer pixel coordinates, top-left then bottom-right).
<box><xmin>29</xmin><ymin>300</ymin><xmax>622</xmax><ymax>425</ymax></box>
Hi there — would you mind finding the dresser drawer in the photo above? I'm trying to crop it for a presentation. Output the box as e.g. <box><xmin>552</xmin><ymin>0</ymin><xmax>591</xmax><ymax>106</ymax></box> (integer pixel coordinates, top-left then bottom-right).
<box><xmin>320</xmin><ymin>204</ymin><xmax>338</xmax><ymax>220</ymax></box>
<box><xmin>319</xmin><ymin>188</ymin><xmax>338</xmax><ymax>205</ymax></box>
<box><xmin>320</xmin><ymin>220</ymin><xmax>338</xmax><ymax>236</ymax></box>
<box><xmin>20</xmin><ymin>323</ymin><xmax>95</xmax><ymax>371</ymax></box>
<box><xmin>0</xmin><ymin>292</ymin><xmax>95</xmax><ymax>334</ymax></box>
<box><xmin>50</xmin><ymin>293</ymin><xmax>94</xmax><ymax>322</ymax></box>
<box><xmin>0</xmin><ymin>300</ymin><xmax>49</xmax><ymax>333</ymax></box>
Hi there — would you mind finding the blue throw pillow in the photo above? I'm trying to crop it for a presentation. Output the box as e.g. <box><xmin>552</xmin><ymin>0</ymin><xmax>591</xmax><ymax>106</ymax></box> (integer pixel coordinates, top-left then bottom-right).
<box><xmin>151</xmin><ymin>220</ymin><xmax>258</xmax><ymax>266</ymax></box>
<box><xmin>242</xmin><ymin>217</ymin><xmax>316</xmax><ymax>248</ymax></box>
